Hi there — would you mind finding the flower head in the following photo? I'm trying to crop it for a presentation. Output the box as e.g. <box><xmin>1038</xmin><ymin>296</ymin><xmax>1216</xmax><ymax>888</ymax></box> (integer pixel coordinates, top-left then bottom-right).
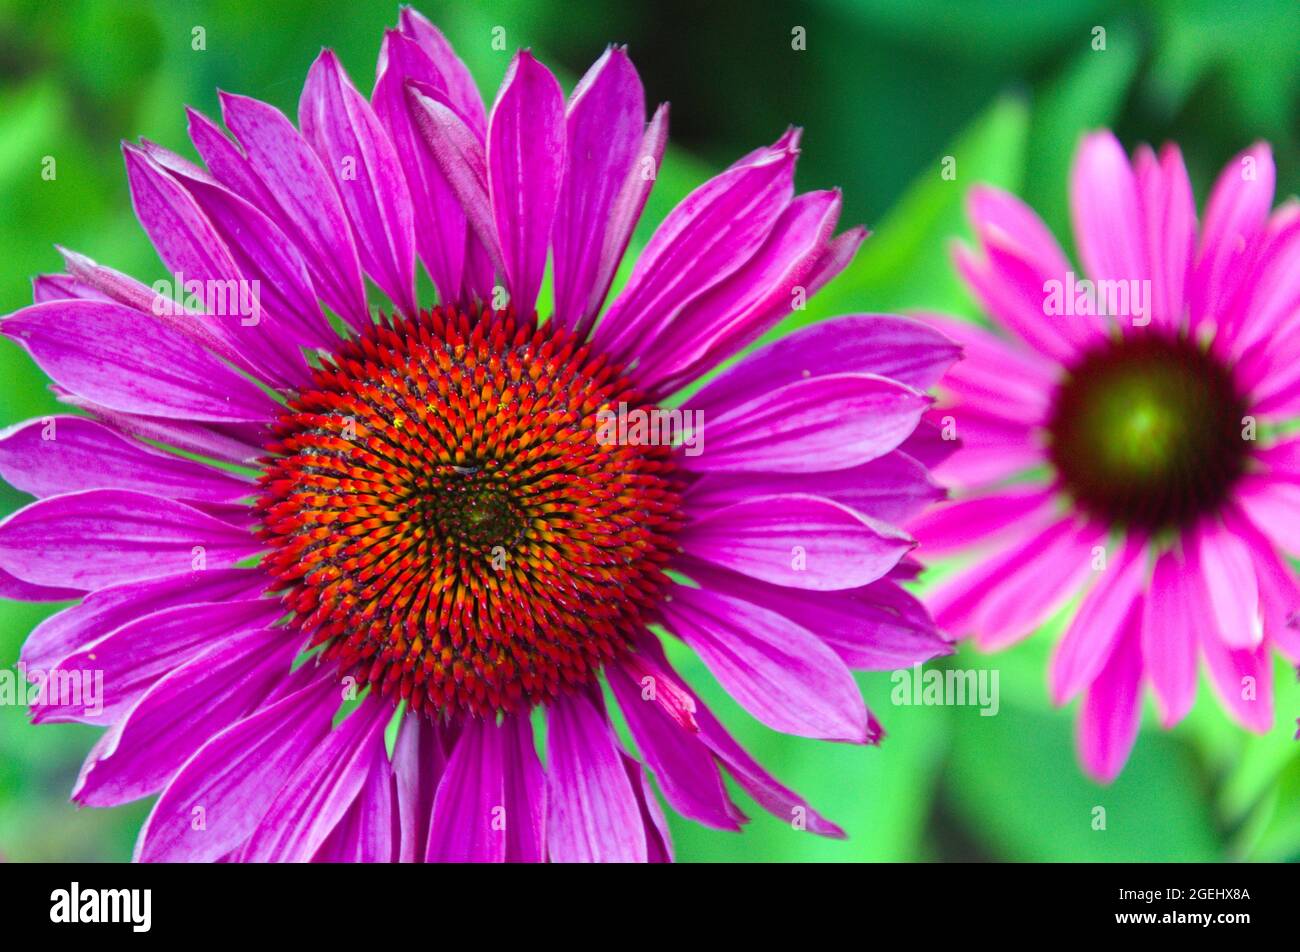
<box><xmin>0</xmin><ymin>9</ymin><xmax>956</xmax><ymax>860</ymax></box>
<box><xmin>915</xmin><ymin>131</ymin><xmax>1300</xmax><ymax>781</ymax></box>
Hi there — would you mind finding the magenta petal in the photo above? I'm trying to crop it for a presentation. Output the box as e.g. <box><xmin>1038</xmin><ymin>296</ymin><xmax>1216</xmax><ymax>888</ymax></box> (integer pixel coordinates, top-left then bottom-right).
<box><xmin>240</xmin><ymin>696</ymin><xmax>393</xmax><ymax>862</ymax></box>
<box><xmin>922</xmin><ymin>313</ymin><xmax>1056</xmax><ymax>426</ymax></box>
<box><xmin>34</xmin><ymin>596</ymin><xmax>283</xmax><ymax>724</ymax></box>
<box><xmin>122</xmin><ymin>145</ymin><xmax>289</xmax><ymax>380</ymax></box>
<box><xmin>21</xmin><ymin>568</ymin><xmax>263</xmax><ymax>670</ymax></box>
<box><xmin>621</xmin><ymin>752</ymin><xmax>674</xmax><ymax>862</ymax></box>
<box><xmin>0</xmin><ymin>567</ymin><xmax>82</xmax><ymax>602</ymax></box>
<box><xmin>426</xmin><ymin>717</ymin><xmax>506</xmax><ymax>862</ymax></box>
<box><xmin>688</xmin><ymin>450</ymin><xmax>944</xmax><ymax>525</ymax></box>
<box><xmin>0</xmin><ymin>490</ymin><xmax>261</xmax><ymax>590</ymax></box>
<box><xmin>0</xmin><ymin>416</ymin><xmax>252</xmax><ymax>504</ymax></box>
<box><xmin>1076</xmin><ymin>608</ymin><xmax>1143</xmax><ymax>784</ymax></box>
<box><xmin>134</xmin><ymin>670</ymin><xmax>338</xmax><ymax>862</ymax></box>
<box><xmin>426</xmin><ymin>714</ymin><xmax>545</xmax><ymax>863</ymax></box>
<box><xmin>1</xmin><ymin>300</ymin><xmax>276</xmax><ymax>423</ymax></box>
<box><xmin>143</xmin><ymin>143</ymin><xmax>334</xmax><ymax>354</ymax></box>
<box><xmin>593</xmin><ymin>140</ymin><xmax>796</xmax><ymax>366</ymax></box>
<box><xmin>606</xmin><ymin>656</ymin><xmax>741</xmax><ymax>830</ymax></box>
<box><xmin>391</xmin><ymin>715</ymin><xmax>448</xmax><ymax>863</ymax></box>
<box><xmin>1191</xmin><ymin>142</ymin><xmax>1275</xmax><ymax>332</ymax></box>
<box><xmin>405</xmin><ymin>82</ymin><xmax>504</xmax><ymax>274</ymax></box>
<box><xmin>1069</xmin><ymin>131</ymin><xmax>1149</xmax><ymax>294</ymax></box>
<box><xmin>638</xmin><ymin>189</ymin><xmax>843</xmax><ymax>392</ymax></box>
<box><xmin>499</xmin><ymin>714</ymin><xmax>547</xmax><ymax>863</ymax></box>
<box><xmin>373</xmin><ymin>31</ymin><xmax>471</xmax><ymax>304</ymax></box>
<box><xmin>32</xmin><ymin>273</ymin><xmax>111</xmax><ymax>303</ymax></box>
<box><xmin>682</xmin><ymin>372</ymin><xmax>928</xmax><ymax>474</ymax></box>
<box><xmin>684</xmin><ymin>558</ymin><xmax>948</xmax><ymax>671</ymax></box>
<box><xmin>680</xmin><ymin>493</ymin><xmax>912</xmax><ymax>591</ymax></box>
<box><xmin>631</xmin><ymin>630</ymin><xmax>843</xmax><ymax>837</ymax></box>
<box><xmin>73</xmin><ymin>624</ymin><xmax>302</xmax><ymax>805</ymax></box>
<box><xmin>1140</xmin><ymin>548</ymin><xmax>1199</xmax><ymax>728</ymax></box>
<box><xmin>546</xmin><ymin>690</ymin><xmax>647</xmax><ymax>863</ymax></box>
<box><xmin>570</xmin><ymin>102</ymin><xmax>668</xmax><ymax>340</ymax></box>
<box><xmin>688</xmin><ymin>313</ymin><xmax>959</xmax><ymax>420</ymax></box>
<box><xmin>1050</xmin><ymin>539</ymin><xmax>1147</xmax><ymax>705</ymax></box>
<box><xmin>909</xmin><ymin>484</ymin><xmax>1055</xmax><ymax>557</ymax></box>
<box><xmin>1195</xmin><ymin>524</ymin><xmax>1262</xmax><ymax>650</ymax></box>
<box><xmin>487</xmin><ymin>51</ymin><xmax>566</xmax><ymax>316</ymax></box>
<box><xmin>313</xmin><ymin>734</ymin><xmax>396</xmax><ymax>863</ymax></box>
<box><xmin>662</xmin><ymin>582</ymin><xmax>872</xmax><ymax>742</ymax></box>
<box><xmin>300</xmin><ymin>50</ymin><xmax>417</xmax><ymax>316</ymax></box>
<box><xmin>969</xmin><ymin>516</ymin><xmax>1106</xmax><ymax>651</ymax></box>
<box><xmin>397</xmin><ymin>7</ymin><xmax>486</xmax><ymax>136</ymax></box>
<box><xmin>1227</xmin><ymin>208</ymin><xmax>1300</xmax><ymax>360</ymax></box>
<box><xmin>1227</xmin><ymin>507</ymin><xmax>1300</xmax><ymax>662</ymax></box>
<box><xmin>551</xmin><ymin>47</ymin><xmax>647</xmax><ymax>329</ymax></box>
<box><xmin>219</xmin><ymin>91</ymin><xmax>370</xmax><ymax>328</ymax></box>
<box><xmin>1134</xmin><ymin>143</ymin><xmax>1196</xmax><ymax>329</ymax></box>
<box><xmin>1193</xmin><ymin>526</ymin><xmax>1275</xmax><ymax>733</ymax></box>
<box><xmin>55</xmin><ymin>393</ymin><xmax>264</xmax><ymax>468</ymax></box>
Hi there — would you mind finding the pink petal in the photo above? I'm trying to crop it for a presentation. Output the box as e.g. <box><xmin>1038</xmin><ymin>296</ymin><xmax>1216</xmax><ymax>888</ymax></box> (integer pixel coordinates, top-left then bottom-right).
<box><xmin>909</xmin><ymin>484</ymin><xmax>1056</xmax><ymax>557</ymax></box>
<box><xmin>1050</xmin><ymin>538</ymin><xmax>1147</xmax><ymax>705</ymax></box>
<box><xmin>405</xmin><ymin>81</ymin><xmax>504</xmax><ymax>274</ymax></box>
<box><xmin>1194</xmin><ymin>523</ymin><xmax>1262</xmax><ymax>650</ymax></box>
<box><xmin>300</xmin><ymin>49</ymin><xmax>417</xmax><ymax>316</ymax></box>
<box><xmin>397</xmin><ymin>7</ymin><xmax>486</xmax><ymax>136</ymax></box>
<box><xmin>593</xmin><ymin>139</ymin><xmax>796</xmax><ymax>366</ymax></box>
<box><xmin>546</xmin><ymin>690</ymin><xmax>647</xmax><ymax>863</ymax></box>
<box><xmin>487</xmin><ymin>51</ymin><xmax>566</xmax><ymax>316</ymax></box>
<box><xmin>21</xmin><ymin>568</ymin><xmax>264</xmax><ymax>670</ymax></box>
<box><xmin>372</xmin><ymin>30</ymin><xmax>472</xmax><ymax>304</ymax></box>
<box><xmin>1140</xmin><ymin>548</ymin><xmax>1199</xmax><ymax>727</ymax></box>
<box><xmin>661</xmin><ymin>582</ymin><xmax>872</xmax><ymax>742</ymax></box>
<box><xmin>1076</xmin><ymin>608</ymin><xmax>1143</xmax><ymax>784</ymax></box>
<box><xmin>1</xmin><ymin>300</ymin><xmax>277</xmax><ymax>423</ymax></box>
<box><xmin>73</xmin><ymin>624</ymin><xmax>302</xmax><ymax>805</ymax></box>
<box><xmin>391</xmin><ymin>715</ymin><xmax>448</xmax><ymax>863</ymax></box>
<box><xmin>134</xmin><ymin>669</ymin><xmax>338</xmax><ymax>862</ymax></box>
<box><xmin>687</xmin><ymin>313</ymin><xmax>960</xmax><ymax>420</ymax></box>
<box><xmin>219</xmin><ymin>91</ymin><xmax>370</xmax><ymax>328</ymax></box>
<box><xmin>681</xmin><ymin>372</ymin><xmax>928</xmax><ymax>474</ymax></box>
<box><xmin>552</xmin><ymin>47</ymin><xmax>648</xmax><ymax>329</ymax></box>
<box><xmin>687</xmin><ymin>450</ymin><xmax>944</xmax><ymax>525</ymax></box>
<box><xmin>33</xmin><ymin>596</ymin><xmax>284</xmax><ymax>724</ymax></box>
<box><xmin>0</xmin><ymin>416</ymin><xmax>252</xmax><ymax>504</ymax></box>
<box><xmin>0</xmin><ymin>490</ymin><xmax>261</xmax><ymax>590</ymax></box>
<box><xmin>680</xmin><ymin>493</ymin><xmax>912</xmax><ymax>591</ymax></box>
<box><xmin>638</xmin><ymin>190</ymin><xmax>845</xmax><ymax>393</ymax></box>
<box><xmin>1133</xmin><ymin>143</ymin><xmax>1196</xmax><ymax>329</ymax></box>
<box><xmin>1191</xmin><ymin>142</ymin><xmax>1275</xmax><ymax>333</ymax></box>
<box><xmin>239</xmin><ymin>696</ymin><xmax>393</xmax><ymax>862</ymax></box>
<box><xmin>1069</xmin><ymin>131</ymin><xmax>1149</xmax><ymax>303</ymax></box>
<box><xmin>606</xmin><ymin>656</ymin><xmax>740</xmax><ymax>830</ymax></box>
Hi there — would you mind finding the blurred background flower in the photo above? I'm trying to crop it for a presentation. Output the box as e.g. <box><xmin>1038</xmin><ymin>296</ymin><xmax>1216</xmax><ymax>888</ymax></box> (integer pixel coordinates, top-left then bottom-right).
<box><xmin>1</xmin><ymin>0</ymin><xmax>1296</xmax><ymax>862</ymax></box>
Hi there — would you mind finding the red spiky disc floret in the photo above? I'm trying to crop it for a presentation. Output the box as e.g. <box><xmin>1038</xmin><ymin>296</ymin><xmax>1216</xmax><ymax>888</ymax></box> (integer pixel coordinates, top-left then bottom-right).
<box><xmin>256</xmin><ymin>305</ymin><xmax>684</xmax><ymax>718</ymax></box>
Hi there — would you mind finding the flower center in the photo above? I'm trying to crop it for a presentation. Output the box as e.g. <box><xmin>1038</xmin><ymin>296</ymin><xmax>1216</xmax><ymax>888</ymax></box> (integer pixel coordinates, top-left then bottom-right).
<box><xmin>256</xmin><ymin>306</ymin><xmax>683</xmax><ymax>717</ymax></box>
<box><xmin>1045</xmin><ymin>333</ymin><xmax>1250</xmax><ymax>532</ymax></box>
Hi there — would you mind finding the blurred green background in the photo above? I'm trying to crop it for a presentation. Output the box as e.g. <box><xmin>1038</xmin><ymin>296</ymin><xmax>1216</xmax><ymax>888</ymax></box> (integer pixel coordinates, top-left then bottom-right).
<box><xmin>0</xmin><ymin>0</ymin><xmax>1297</xmax><ymax>862</ymax></box>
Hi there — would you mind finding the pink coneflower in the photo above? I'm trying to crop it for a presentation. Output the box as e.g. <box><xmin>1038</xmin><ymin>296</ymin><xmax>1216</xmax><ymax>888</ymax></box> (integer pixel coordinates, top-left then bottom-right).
<box><xmin>914</xmin><ymin>131</ymin><xmax>1300</xmax><ymax>781</ymax></box>
<box><xmin>0</xmin><ymin>9</ymin><xmax>956</xmax><ymax>861</ymax></box>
